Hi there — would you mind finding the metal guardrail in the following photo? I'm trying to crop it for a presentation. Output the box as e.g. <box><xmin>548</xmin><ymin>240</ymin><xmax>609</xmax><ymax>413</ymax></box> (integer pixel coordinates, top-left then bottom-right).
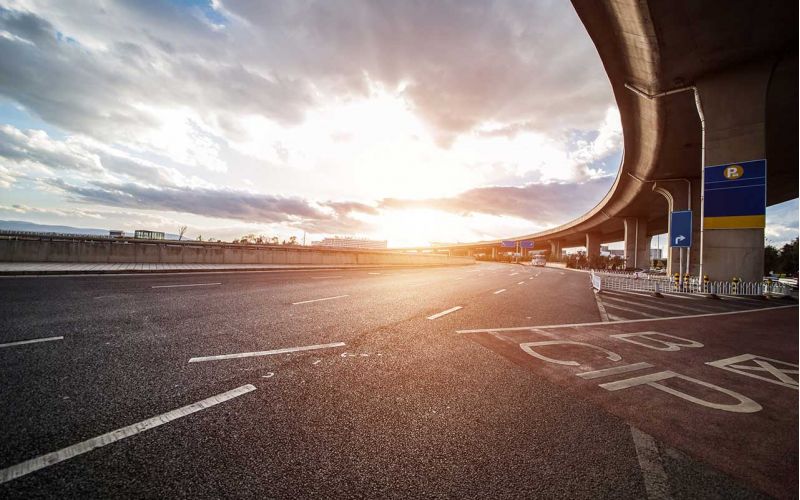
<box><xmin>590</xmin><ymin>270</ymin><xmax>795</xmax><ymax>297</ymax></box>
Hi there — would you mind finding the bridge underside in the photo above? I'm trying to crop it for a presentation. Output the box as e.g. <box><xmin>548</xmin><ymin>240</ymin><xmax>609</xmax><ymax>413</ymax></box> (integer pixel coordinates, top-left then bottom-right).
<box><xmin>398</xmin><ymin>1</ymin><xmax>798</xmax><ymax>281</ymax></box>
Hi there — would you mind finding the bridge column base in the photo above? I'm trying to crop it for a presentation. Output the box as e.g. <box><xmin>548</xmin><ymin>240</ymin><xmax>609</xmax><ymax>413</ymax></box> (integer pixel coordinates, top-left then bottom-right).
<box><xmin>697</xmin><ymin>61</ymin><xmax>769</xmax><ymax>282</ymax></box>
<box><xmin>623</xmin><ymin>217</ymin><xmax>650</xmax><ymax>269</ymax></box>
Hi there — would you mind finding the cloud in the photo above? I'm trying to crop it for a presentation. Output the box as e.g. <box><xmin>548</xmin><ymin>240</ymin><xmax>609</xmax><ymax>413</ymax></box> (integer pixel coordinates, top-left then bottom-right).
<box><xmin>0</xmin><ymin>1</ymin><xmax>611</xmax><ymax>146</ymax></box>
<box><xmin>0</xmin><ymin>124</ymin><xmax>182</xmax><ymax>185</ymax></box>
<box><xmin>45</xmin><ymin>178</ymin><xmax>375</xmax><ymax>233</ymax></box>
<box><xmin>0</xmin><ymin>6</ymin><xmax>313</xmax><ymax>144</ymax></box>
<box><xmin>380</xmin><ymin>176</ymin><xmax>615</xmax><ymax>226</ymax></box>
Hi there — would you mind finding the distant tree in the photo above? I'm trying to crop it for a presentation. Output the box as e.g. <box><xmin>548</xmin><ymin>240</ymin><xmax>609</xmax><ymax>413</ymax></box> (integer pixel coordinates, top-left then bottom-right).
<box><xmin>287</xmin><ymin>235</ymin><xmax>298</xmax><ymax>245</ymax></box>
<box><xmin>764</xmin><ymin>245</ymin><xmax>780</xmax><ymax>275</ymax></box>
<box><xmin>270</xmin><ymin>236</ymin><xmax>279</xmax><ymax>245</ymax></box>
<box><xmin>178</xmin><ymin>225</ymin><xmax>188</xmax><ymax>241</ymax></box>
<box><xmin>780</xmin><ymin>238</ymin><xmax>798</xmax><ymax>276</ymax></box>
<box><xmin>196</xmin><ymin>234</ymin><xmax>203</xmax><ymax>241</ymax></box>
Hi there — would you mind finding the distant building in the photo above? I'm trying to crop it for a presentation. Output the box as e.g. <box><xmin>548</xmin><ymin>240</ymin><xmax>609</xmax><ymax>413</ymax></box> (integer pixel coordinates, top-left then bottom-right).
<box><xmin>311</xmin><ymin>236</ymin><xmax>387</xmax><ymax>250</ymax></box>
<box><xmin>650</xmin><ymin>248</ymin><xmax>663</xmax><ymax>259</ymax></box>
<box><xmin>134</xmin><ymin>229</ymin><xmax>165</xmax><ymax>240</ymax></box>
<box><xmin>109</xmin><ymin>230</ymin><xmax>125</xmax><ymax>238</ymax></box>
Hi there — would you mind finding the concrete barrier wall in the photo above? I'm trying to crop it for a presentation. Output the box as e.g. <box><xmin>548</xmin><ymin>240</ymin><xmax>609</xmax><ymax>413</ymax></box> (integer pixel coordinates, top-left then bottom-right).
<box><xmin>0</xmin><ymin>238</ymin><xmax>474</xmax><ymax>267</ymax></box>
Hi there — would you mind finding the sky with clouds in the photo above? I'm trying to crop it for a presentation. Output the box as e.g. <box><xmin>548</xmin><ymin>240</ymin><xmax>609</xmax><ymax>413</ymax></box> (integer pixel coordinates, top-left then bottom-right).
<box><xmin>0</xmin><ymin>0</ymin><xmax>795</xmax><ymax>247</ymax></box>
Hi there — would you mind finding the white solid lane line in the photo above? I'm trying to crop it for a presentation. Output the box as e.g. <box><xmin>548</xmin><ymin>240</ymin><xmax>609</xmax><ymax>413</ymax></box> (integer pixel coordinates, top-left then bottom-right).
<box><xmin>151</xmin><ymin>282</ymin><xmax>221</xmax><ymax>288</ymax></box>
<box><xmin>189</xmin><ymin>342</ymin><xmax>346</xmax><ymax>363</ymax></box>
<box><xmin>310</xmin><ymin>276</ymin><xmax>342</xmax><ymax>279</ymax></box>
<box><xmin>292</xmin><ymin>294</ymin><xmax>349</xmax><ymax>305</ymax></box>
<box><xmin>493</xmin><ymin>289</ymin><xmax>507</xmax><ymax>295</ymax></box>
<box><xmin>517</xmin><ymin>281</ymin><xmax>525</xmax><ymax>285</ymax></box>
<box><xmin>455</xmin><ymin>304</ymin><xmax>797</xmax><ymax>333</ymax></box>
<box><xmin>0</xmin><ymin>336</ymin><xmax>63</xmax><ymax>349</ymax></box>
<box><xmin>427</xmin><ymin>306</ymin><xmax>463</xmax><ymax>320</ymax></box>
<box><xmin>0</xmin><ymin>384</ymin><xmax>256</xmax><ymax>485</ymax></box>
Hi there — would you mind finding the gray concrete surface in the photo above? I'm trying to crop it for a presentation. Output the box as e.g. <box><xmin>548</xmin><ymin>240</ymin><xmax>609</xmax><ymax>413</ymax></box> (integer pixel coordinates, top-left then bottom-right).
<box><xmin>0</xmin><ymin>262</ymin><xmax>471</xmax><ymax>275</ymax></box>
<box><xmin>0</xmin><ymin>237</ymin><xmax>472</xmax><ymax>267</ymax></box>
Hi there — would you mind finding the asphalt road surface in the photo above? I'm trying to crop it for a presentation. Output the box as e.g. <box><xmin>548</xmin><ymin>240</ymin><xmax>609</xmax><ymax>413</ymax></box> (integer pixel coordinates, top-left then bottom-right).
<box><xmin>0</xmin><ymin>263</ymin><xmax>796</xmax><ymax>499</ymax></box>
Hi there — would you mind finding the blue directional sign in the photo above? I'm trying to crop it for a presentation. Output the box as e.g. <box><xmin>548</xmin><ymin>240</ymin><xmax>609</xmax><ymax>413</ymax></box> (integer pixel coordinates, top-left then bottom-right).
<box><xmin>520</xmin><ymin>240</ymin><xmax>534</xmax><ymax>249</ymax></box>
<box><xmin>703</xmin><ymin>159</ymin><xmax>766</xmax><ymax>229</ymax></box>
<box><xmin>501</xmin><ymin>240</ymin><xmax>516</xmax><ymax>248</ymax></box>
<box><xmin>669</xmin><ymin>210</ymin><xmax>692</xmax><ymax>248</ymax></box>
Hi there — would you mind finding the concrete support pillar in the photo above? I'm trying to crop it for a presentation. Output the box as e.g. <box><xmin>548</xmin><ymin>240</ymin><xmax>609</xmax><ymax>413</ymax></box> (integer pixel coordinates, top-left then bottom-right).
<box><xmin>653</xmin><ymin>179</ymin><xmax>702</xmax><ymax>276</ymax></box>
<box><xmin>548</xmin><ymin>240</ymin><xmax>562</xmax><ymax>261</ymax></box>
<box><xmin>623</xmin><ymin>217</ymin><xmax>650</xmax><ymax>269</ymax></box>
<box><xmin>585</xmin><ymin>232</ymin><xmax>601</xmax><ymax>268</ymax></box>
<box><xmin>491</xmin><ymin>247</ymin><xmax>497</xmax><ymax>260</ymax></box>
<box><xmin>697</xmin><ymin>61</ymin><xmax>770</xmax><ymax>282</ymax></box>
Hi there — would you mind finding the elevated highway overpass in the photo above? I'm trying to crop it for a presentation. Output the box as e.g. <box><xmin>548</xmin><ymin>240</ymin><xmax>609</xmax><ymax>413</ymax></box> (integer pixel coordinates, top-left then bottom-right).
<box><xmin>397</xmin><ymin>0</ymin><xmax>798</xmax><ymax>282</ymax></box>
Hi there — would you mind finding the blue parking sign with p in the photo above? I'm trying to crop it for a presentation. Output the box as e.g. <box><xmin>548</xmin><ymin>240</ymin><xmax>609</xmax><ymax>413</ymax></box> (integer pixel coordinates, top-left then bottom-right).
<box><xmin>670</xmin><ymin>211</ymin><xmax>692</xmax><ymax>248</ymax></box>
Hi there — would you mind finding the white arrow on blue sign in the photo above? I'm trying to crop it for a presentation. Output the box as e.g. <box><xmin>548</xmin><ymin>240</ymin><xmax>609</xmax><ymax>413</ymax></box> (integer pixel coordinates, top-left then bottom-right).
<box><xmin>669</xmin><ymin>211</ymin><xmax>692</xmax><ymax>248</ymax></box>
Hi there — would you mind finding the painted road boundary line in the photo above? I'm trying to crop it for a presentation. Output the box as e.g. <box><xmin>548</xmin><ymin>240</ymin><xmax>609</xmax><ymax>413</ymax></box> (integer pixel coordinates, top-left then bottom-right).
<box><xmin>455</xmin><ymin>304</ymin><xmax>798</xmax><ymax>333</ymax></box>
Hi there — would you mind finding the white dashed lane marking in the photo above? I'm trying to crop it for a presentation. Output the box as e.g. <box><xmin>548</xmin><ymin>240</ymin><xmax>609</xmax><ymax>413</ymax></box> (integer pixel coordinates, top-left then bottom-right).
<box><xmin>189</xmin><ymin>342</ymin><xmax>347</xmax><ymax>363</ymax></box>
<box><xmin>0</xmin><ymin>385</ymin><xmax>256</xmax><ymax>484</ymax></box>
<box><xmin>151</xmin><ymin>282</ymin><xmax>221</xmax><ymax>289</ymax></box>
<box><xmin>427</xmin><ymin>306</ymin><xmax>463</xmax><ymax>320</ymax></box>
<box><xmin>292</xmin><ymin>294</ymin><xmax>349</xmax><ymax>305</ymax></box>
<box><xmin>0</xmin><ymin>336</ymin><xmax>63</xmax><ymax>349</ymax></box>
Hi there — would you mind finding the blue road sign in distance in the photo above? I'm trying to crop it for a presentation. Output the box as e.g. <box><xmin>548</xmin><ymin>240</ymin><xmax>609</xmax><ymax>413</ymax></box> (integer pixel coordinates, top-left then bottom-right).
<box><xmin>669</xmin><ymin>211</ymin><xmax>692</xmax><ymax>248</ymax></box>
<box><xmin>703</xmin><ymin>159</ymin><xmax>766</xmax><ymax>229</ymax></box>
<box><xmin>501</xmin><ymin>240</ymin><xmax>516</xmax><ymax>248</ymax></box>
<box><xmin>520</xmin><ymin>240</ymin><xmax>534</xmax><ymax>249</ymax></box>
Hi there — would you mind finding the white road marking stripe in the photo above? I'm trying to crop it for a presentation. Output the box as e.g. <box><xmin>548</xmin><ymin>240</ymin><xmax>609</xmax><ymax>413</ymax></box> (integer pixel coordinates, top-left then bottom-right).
<box><xmin>517</xmin><ymin>281</ymin><xmax>525</xmax><ymax>285</ymax></box>
<box><xmin>600</xmin><ymin>295</ymin><xmax>711</xmax><ymax>315</ymax></box>
<box><xmin>151</xmin><ymin>282</ymin><xmax>221</xmax><ymax>288</ymax></box>
<box><xmin>493</xmin><ymin>289</ymin><xmax>507</xmax><ymax>295</ymax></box>
<box><xmin>585</xmin><ymin>301</ymin><xmax>661</xmax><ymax>319</ymax></box>
<box><xmin>0</xmin><ymin>336</ymin><xmax>63</xmax><ymax>349</ymax></box>
<box><xmin>603</xmin><ymin>290</ymin><xmax>733</xmax><ymax>312</ymax></box>
<box><xmin>577</xmin><ymin>362</ymin><xmax>654</xmax><ymax>380</ymax></box>
<box><xmin>594</xmin><ymin>291</ymin><xmax>610</xmax><ymax>323</ymax></box>
<box><xmin>630</xmin><ymin>426</ymin><xmax>671</xmax><ymax>499</ymax></box>
<box><xmin>529</xmin><ymin>277</ymin><xmax>534</xmax><ymax>280</ymax></box>
<box><xmin>0</xmin><ymin>384</ymin><xmax>256</xmax><ymax>485</ymax></box>
<box><xmin>189</xmin><ymin>342</ymin><xmax>346</xmax><ymax>363</ymax></box>
<box><xmin>310</xmin><ymin>276</ymin><xmax>342</xmax><ymax>279</ymax></box>
<box><xmin>455</xmin><ymin>304</ymin><xmax>797</xmax><ymax>333</ymax></box>
<box><xmin>367</xmin><ymin>272</ymin><xmax>381</xmax><ymax>275</ymax></box>
<box><xmin>510</xmin><ymin>272</ymin><xmax>519</xmax><ymax>276</ymax></box>
<box><xmin>427</xmin><ymin>306</ymin><xmax>463</xmax><ymax>320</ymax></box>
<box><xmin>292</xmin><ymin>294</ymin><xmax>349</xmax><ymax>305</ymax></box>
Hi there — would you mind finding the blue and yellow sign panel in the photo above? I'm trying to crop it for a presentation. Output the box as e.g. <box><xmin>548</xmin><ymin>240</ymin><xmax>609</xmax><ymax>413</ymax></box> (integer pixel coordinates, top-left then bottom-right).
<box><xmin>703</xmin><ymin>159</ymin><xmax>766</xmax><ymax>229</ymax></box>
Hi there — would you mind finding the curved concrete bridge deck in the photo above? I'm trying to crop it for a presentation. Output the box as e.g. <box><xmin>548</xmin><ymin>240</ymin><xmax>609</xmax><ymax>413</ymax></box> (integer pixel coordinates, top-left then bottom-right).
<box><xmin>402</xmin><ymin>0</ymin><xmax>798</xmax><ymax>283</ymax></box>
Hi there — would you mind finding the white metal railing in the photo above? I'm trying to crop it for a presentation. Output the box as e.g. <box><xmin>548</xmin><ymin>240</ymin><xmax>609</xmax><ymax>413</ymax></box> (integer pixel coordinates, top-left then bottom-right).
<box><xmin>590</xmin><ymin>271</ymin><xmax>795</xmax><ymax>297</ymax></box>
